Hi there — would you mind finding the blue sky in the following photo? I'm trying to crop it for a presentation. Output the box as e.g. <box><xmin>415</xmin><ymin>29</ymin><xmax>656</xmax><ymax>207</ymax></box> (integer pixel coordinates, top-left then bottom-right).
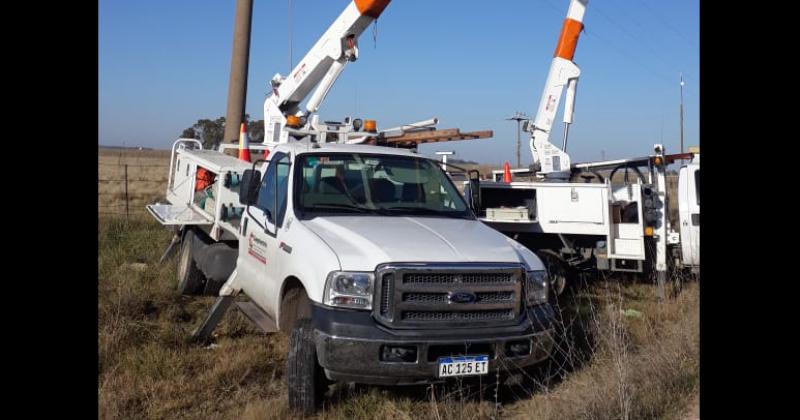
<box><xmin>99</xmin><ymin>0</ymin><xmax>698</xmax><ymax>166</ymax></box>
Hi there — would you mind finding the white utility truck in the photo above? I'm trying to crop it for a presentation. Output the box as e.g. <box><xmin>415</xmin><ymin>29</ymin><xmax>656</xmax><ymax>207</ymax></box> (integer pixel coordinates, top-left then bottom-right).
<box><xmin>469</xmin><ymin>0</ymin><xmax>700</xmax><ymax>298</ymax></box>
<box><xmin>147</xmin><ymin>0</ymin><xmax>556</xmax><ymax>414</ymax></box>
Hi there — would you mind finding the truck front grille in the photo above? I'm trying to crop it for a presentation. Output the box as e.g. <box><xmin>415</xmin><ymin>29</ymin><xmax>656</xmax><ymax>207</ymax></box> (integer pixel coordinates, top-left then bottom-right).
<box><xmin>375</xmin><ymin>264</ymin><xmax>523</xmax><ymax>329</ymax></box>
<box><xmin>402</xmin><ymin>291</ymin><xmax>515</xmax><ymax>304</ymax></box>
<box><xmin>403</xmin><ymin>272</ymin><xmax>515</xmax><ymax>284</ymax></box>
<box><xmin>380</xmin><ymin>273</ymin><xmax>394</xmax><ymax>316</ymax></box>
<box><xmin>401</xmin><ymin>309</ymin><xmax>515</xmax><ymax>321</ymax></box>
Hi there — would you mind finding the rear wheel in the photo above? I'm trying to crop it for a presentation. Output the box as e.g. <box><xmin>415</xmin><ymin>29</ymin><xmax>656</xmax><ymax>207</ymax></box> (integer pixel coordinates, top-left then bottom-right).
<box><xmin>287</xmin><ymin>318</ymin><xmax>327</xmax><ymax>416</ymax></box>
<box><xmin>176</xmin><ymin>229</ymin><xmax>205</xmax><ymax>295</ymax></box>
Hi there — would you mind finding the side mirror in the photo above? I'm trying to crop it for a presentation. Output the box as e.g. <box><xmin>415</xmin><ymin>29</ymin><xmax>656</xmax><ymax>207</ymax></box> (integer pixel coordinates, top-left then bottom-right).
<box><xmin>239</xmin><ymin>169</ymin><xmax>262</xmax><ymax>206</ymax></box>
<box><xmin>468</xmin><ymin>170</ymin><xmax>481</xmax><ymax>211</ymax></box>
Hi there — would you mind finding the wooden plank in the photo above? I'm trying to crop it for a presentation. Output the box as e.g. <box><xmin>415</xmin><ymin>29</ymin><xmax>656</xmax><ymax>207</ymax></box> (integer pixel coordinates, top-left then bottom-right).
<box><xmin>361</xmin><ymin>128</ymin><xmax>493</xmax><ymax>147</ymax></box>
<box><xmin>452</xmin><ymin>130</ymin><xmax>493</xmax><ymax>140</ymax></box>
<box><xmin>387</xmin><ymin>129</ymin><xmax>492</xmax><ymax>143</ymax></box>
<box><xmin>385</xmin><ymin>128</ymin><xmax>461</xmax><ymax>143</ymax></box>
<box><xmin>389</xmin><ymin>130</ymin><xmax>494</xmax><ymax>146</ymax></box>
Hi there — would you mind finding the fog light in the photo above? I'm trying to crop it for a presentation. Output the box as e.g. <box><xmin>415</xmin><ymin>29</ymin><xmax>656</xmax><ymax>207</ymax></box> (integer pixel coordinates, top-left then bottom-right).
<box><xmin>505</xmin><ymin>340</ymin><xmax>531</xmax><ymax>357</ymax></box>
<box><xmin>380</xmin><ymin>345</ymin><xmax>417</xmax><ymax>363</ymax></box>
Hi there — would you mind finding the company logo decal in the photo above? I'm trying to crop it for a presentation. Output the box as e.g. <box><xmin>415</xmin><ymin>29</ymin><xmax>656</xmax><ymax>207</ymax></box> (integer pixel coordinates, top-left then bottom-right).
<box><xmin>248</xmin><ymin>232</ymin><xmax>268</xmax><ymax>264</ymax></box>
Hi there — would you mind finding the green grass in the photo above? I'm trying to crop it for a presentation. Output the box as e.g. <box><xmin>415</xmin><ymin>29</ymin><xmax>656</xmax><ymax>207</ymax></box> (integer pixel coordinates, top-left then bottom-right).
<box><xmin>98</xmin><ymin>216</ymin><xmax>699</xmax><ymax>419</ymax></box>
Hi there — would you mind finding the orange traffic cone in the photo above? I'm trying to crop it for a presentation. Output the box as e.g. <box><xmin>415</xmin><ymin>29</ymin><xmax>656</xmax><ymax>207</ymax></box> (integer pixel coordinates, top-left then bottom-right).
<box><xmin>238</xmin><ymin>122</ymin><xmax>251</xmax><ymax>162</ymax></box>
<box><xmin>503</xmin><ymin>161</ymin><xmax>512</xmax><ymax>183</ymax></box>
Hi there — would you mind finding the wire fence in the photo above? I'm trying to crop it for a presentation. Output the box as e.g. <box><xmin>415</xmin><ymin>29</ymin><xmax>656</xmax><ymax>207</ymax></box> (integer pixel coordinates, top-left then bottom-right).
<box><xmin>98</xmin><ymin>162</ymin><xmax>170</xmax><ymax>168</ymax></box>
<box><xmin>98</xmin><ymin>163</ymin><xmax>168</xmax><ymax>218</ymax></box>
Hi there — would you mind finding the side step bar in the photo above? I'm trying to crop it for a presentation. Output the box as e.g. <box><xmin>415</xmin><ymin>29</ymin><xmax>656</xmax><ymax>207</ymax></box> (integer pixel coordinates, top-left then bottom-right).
<box><xmin>235</xmin><ymin>301</ymin><xmax>279</xmax><ymax>333</ymax></box>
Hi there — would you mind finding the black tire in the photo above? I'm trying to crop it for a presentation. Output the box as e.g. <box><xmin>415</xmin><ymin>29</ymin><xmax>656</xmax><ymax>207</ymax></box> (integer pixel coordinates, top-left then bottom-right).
<box><xmin>176</xmin><ymin>229</ymin><xmax>205</xmax><ymax>295</ymax></box>
<box><xmin>287</xmin><ymin>318</ymin><xmax>326</xmax><ymax>416</ymax></box>
<box><xmin>538</xmin><ymin>251</ymin><xmax>568</xmax><ymax>298</ymax></box>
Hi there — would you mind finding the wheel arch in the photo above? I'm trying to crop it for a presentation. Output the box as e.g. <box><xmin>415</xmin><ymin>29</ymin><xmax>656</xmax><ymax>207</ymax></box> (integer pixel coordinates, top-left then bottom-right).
<box><xmin>277</xmin><ymin>276</ymin><xmax>313</xmax><ymax>333</ymax></box>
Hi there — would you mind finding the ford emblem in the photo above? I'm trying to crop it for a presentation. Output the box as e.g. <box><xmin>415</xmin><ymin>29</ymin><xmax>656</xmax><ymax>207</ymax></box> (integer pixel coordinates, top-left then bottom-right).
<box><xmin>449</xmin><ymin>291</ymin><xmax>476</xmax><ymax>304</ymax></box>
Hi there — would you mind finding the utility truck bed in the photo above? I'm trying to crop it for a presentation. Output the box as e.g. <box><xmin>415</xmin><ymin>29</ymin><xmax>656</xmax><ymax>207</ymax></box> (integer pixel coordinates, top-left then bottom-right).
<box><xmin>146</xmin><ymin>140</ymin><xmax>264</xmax><ymax>241</ymax></box>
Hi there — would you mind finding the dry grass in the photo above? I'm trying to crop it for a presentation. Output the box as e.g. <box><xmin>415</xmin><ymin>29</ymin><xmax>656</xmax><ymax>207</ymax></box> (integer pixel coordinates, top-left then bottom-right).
<box><xmin>506</xmin><ymin>278</ymin><xmax>699</xmax><ymax>420</ymax></box>
<box><xmin>98</xmin><ymin>214</ymin><xmax>699</xmax><ymax>419</ymax></box>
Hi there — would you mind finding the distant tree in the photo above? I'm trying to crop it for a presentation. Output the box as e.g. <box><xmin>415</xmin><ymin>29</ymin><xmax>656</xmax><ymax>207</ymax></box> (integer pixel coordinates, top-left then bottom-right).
<box><xmin>178</xmin><ymin>117</ymin><xmax>226</xmax><ymax>149</ymax></box>
<box><xmin>180</xmin><ymin>127</ymin><xmax>197</xmax><ymax>139</ymax></box>
<box><xmin>449</xmin><ymin>158</ymin><xmax>479</xmax><ymax>165</ymax></box>
<box><xmin>180</xmin><ymin>114</ymin><xmax>265</xmax><ymax>149</ymax></box>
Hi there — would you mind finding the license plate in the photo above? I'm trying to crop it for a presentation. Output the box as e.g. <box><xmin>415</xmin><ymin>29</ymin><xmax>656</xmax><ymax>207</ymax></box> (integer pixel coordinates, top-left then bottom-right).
<box><xmin>438</xmin><ymin>355</ymin><xmax>489</xmax><ymax>378</ymax></box>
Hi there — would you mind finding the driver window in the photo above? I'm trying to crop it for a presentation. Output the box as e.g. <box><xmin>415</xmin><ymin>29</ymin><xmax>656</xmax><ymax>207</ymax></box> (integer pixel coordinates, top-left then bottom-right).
<box><xmin>256</xmin><ymin>153</ymin><xmax>290</xmax><ymax>224</ymax></box>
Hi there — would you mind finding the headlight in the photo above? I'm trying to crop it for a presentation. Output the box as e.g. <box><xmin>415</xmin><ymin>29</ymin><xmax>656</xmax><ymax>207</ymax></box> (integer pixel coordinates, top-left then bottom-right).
<box><xmin>526</xmin><ymin>270</ymin><xmax>549</xmax><ymax>306</ymax></box>
<box><xmin>323</xmin><ymin>271</ymin><xmax>374</xmax><ymax>310</ymax></box>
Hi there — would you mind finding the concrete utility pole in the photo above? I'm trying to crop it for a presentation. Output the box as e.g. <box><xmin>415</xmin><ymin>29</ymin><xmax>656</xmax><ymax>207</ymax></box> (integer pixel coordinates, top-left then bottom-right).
<box><xmin>223</xmin><ymin>0</ymin><xmax>254</xmax><ymax>145</ymax></box>
<box><xmin>679</xmin><ymin>72</ymin><xmax>685</xmax><ymax>154</ymax></box>
<box><xmin>506</xmin><ymin>112</ymin><xmax>530</xmax><ymax>169</ymax></box>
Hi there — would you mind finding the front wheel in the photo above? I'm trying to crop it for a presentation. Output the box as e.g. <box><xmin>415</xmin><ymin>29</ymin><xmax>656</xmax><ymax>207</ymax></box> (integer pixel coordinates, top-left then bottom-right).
<box><xmin>287</xmin><ymin>318</ymin><xmax>327</xmax><ymax>415</ymax></box>
<box><xmin>537</xmin><ymin>251</ymin><xmax>569</xmax><ymax>298</ymax></box>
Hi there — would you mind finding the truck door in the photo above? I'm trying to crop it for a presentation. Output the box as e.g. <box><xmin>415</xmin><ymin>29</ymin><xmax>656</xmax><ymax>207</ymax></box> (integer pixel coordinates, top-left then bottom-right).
<box><xmin>238</xmin><ymin>152</ymin><xmax>292</xmax><ymax>317</ymax></box>
<box><xmin>679</xmin><ymin>166</ymin><xmax>700</xmax><ymax>267</ymax></box>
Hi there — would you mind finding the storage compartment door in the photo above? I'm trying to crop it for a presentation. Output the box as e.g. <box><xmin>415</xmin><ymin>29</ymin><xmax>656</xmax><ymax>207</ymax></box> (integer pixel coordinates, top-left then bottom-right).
<box><xmin>538</xmin><ymin>187</ymin><xmax>604</xmax><ymax>223</ymax></box>
<box><xmin>146</xmin><ymin>203</ymin><xmax>214</xmax><ymax>226</ymax></box>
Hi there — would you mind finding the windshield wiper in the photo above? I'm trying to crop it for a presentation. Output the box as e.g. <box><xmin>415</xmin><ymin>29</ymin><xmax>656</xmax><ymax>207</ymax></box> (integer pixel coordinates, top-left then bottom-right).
<box><xmin>306</xmin><ymin>203</ymin><xmax>389</xmax><ymax>215</ymax></box>
<box><xmin>306</xmin><ymin>203</ymin><xmax>369</xmax><ymax>213</ymax></box>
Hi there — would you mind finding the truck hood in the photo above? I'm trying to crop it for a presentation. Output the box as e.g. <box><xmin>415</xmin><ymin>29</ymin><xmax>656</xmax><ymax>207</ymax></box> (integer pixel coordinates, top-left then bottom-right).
<box><xmin>302</xmin><ymin>216</ymin><xmax>541</xmax><ymax>271</ymax></box>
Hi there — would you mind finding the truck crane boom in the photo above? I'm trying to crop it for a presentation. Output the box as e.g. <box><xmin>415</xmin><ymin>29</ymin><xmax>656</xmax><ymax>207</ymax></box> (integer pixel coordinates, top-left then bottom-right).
<box><xmin>264</xmin><ymin>0</ymin><xmax>390</xmax><ymax>144</ymax></box>
<box><xmin>527</xmin><ymin>0</ymin><xmax>588</xmax><ymax>180</ymax></box>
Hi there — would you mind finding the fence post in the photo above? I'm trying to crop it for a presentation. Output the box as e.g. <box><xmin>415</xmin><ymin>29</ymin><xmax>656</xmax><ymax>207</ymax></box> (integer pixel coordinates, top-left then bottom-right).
<box><xmin>124</xmin><ymin>164</ymin><xmax>129</xmax><ymax>219</ymax></box>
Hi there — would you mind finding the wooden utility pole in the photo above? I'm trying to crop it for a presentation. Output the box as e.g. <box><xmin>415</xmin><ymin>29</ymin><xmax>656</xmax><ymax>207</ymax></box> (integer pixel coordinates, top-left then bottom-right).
<box><xmin>506</xmin><ymin>112</ymin><xmax>530</xmax><ymax>168</ymax></box>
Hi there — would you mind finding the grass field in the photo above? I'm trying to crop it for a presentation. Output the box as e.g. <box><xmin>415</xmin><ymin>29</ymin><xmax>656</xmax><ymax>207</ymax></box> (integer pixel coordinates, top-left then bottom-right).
<box><xmin>98</xmin><ymin>215</ymin><xmax>699</xmax><ymax>419</ymax></box>
<box><xmin>98</xmin><ymin>148</ymin><xmax>697</xmax><ymax>419</ymax></box>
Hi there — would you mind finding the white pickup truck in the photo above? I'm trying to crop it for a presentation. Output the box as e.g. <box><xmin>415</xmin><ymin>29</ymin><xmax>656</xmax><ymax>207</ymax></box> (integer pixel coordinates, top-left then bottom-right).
<box><xmin>149</xmin><ymin>140</ymin><xmax>557</xmax><ymax>414</ymax></box>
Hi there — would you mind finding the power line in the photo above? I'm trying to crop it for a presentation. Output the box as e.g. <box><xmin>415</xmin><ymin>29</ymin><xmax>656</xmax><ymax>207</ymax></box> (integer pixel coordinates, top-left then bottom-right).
<box><xmin>539</xmin><ymin>0</ymin><xmax>686</xmax><ymax>88</ymax></box>
<box><xmin>288</xmin><ymin>0</ymin><xmax>293</xmax><ymax>72</ymax></box>
<box><xmin>603</xmin><ymin>0</ymin><xmax>672</xmax><ymax>50</ymax></box>
<box><xmin>634</xmin><ymin>0</ymin><xmax>698</xmax><ymax>49</ymax></box>
<box><xmin>538</xmin><ymin>0</ymin><xmax>564</xmax><ymax>16</ymax></box>
<box><xmin>583</xmin><ymin>27</ymin><xmax>674</xmax><ymax>86</ymax></box>
<box><xmin>590</xmin><ymin>1</ymin><xmax>679</xmax><ymax>73</ymax></box>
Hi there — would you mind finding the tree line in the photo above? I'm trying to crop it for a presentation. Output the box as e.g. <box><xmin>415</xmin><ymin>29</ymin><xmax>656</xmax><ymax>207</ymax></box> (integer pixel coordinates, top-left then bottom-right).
<box><xmin>181</xmin><ymin>115</ymin><xmax>265</xmax><ymax>149</ymax></box>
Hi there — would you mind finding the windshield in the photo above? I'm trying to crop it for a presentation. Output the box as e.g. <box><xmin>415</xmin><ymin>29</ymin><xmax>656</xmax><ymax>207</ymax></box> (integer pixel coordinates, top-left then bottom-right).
<box><xmin>295</xmin><ymin>153</ymin><xmax>471</xmax><ymax>219</ymax></box>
